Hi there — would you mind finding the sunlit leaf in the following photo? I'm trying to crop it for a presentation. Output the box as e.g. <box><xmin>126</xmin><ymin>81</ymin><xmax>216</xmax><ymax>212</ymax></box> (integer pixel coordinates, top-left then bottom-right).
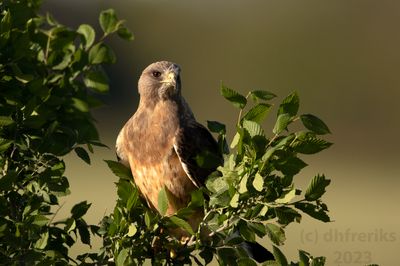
<box><xmin>99</xmin><ymin>9</ymin><xmax>119</xmax><ymax>34</ymax></box>
<box><xmin>77</xmin><ymin>24</ymin><xmax>95</xmax><ymax>49</ymax></box>
<box><xmin>126</xmin><ymin>224</ymin><xmax>137</xmax><ymax>237</ymax></box>
<box><xmin>243</xmin><ymin>119</ymin><xmax>264</xmax><ymax>137</ymax></box>
<box><xmin>230</xmin><ymin>192</ymin><xmax>240</xmax><ymax>208</ymax></box>
<box><xmin>242</xmin><ymin>103</ymin><xmax>271</xmax><ymax>123</ymax></box>
<box><xmin>116</xmin><ymin>248</ymin><xmax>129</xmax><ymax>266</ymax></box>
<box><xmin>273</xmin><ymin>113</ymin><xmax>291</xmax><ymax>134</ymax></box>
<box><xmin>275</xmin><ymin>189</ymin><xmax>296</xmax><ymax>204</ymax></box>
<box><xmin>252</xmin><ymin>173</ymin><xmax>264</xmax><ymax>191</ymax></box>
<box><xmin>34</xmin><ymin>231</ymin><xmax>49</xmax><ymax>250</ymax></box>
<box><xmin>158</xmin><ymin>187</ymin><xmax>169</xmax><ymax>216</ymax></box>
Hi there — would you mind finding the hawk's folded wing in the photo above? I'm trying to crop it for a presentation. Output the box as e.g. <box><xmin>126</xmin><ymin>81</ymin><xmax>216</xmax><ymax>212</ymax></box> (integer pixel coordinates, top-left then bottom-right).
<box><xmin>174</xmin><ymin>121</ymin><xmax>223</xmax><ymax>188</ymax></box>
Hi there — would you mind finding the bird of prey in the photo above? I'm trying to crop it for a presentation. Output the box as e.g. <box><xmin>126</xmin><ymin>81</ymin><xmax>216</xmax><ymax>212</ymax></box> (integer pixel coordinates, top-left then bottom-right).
<box><xmin>116</xmin><ymin>61</ymin><xmax>273</xmax><ymax>262</ymax></box>
<box><xmin>116</xmin><ymin>61</ymin><xmax>220</xmax><ymax>228</ymax></box>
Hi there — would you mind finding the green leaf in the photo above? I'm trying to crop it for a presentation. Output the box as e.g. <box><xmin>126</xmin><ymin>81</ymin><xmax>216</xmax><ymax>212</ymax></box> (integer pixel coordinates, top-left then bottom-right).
<box><xmin>84</xmin><ymin>71</ymin><xmax>109</xmax><ymax>93</ymax></box>
<box><xmin>275</xmin><ymin>156</ymin><xmax>308</xmax><ymax>176</ymax></box>
<box><xmin>299</xmin><ymin>250</ymin><xmax>311</xmax><ymax>266</ymax></box>
<box><xmin>34</xmin><ymin>231</ymin><xmax>49</xmax><ymax>250</ymax></box>
<box><xmin>0</xmin><ymin>116</ymin><xmax>13</xmax><ymax>126</ymax></box>
<box><xmin>207</xmin><ymin>120</ymin><xmax>226</xmax><ymax>134</ymax></box>
<box><xmin>105</xmin><ymin>160</ymin><xmax>132</xmax><ymax>180</ymax></box>
<box><xmin>230</xmin><ymin>132</ymin><xmax>240</xmax><ymax>148</ymax></box>
<box><xmin>252</xmin><ymin>173</ymin><xmax>264</xmax><ymax>192</ymax></box>
<box><xmin>243</xmin><ymin>119</ymin><xmax>264</xmax><ymax>137</ymax></box>
<box><xmin>275</xmin><ymin>189</ymin><xmax>296</xmax><ymax>204</ymax></box>
<box><xmin>272</xmin><ymin>246</ymin><xmax>288</xmax><ymax>266</ymax></box>
<box><xmin>278</xmin><ymin>91</ymin><xmax>299</xmax><ymax>117</ymax></box>
<box><xmin>275</xmin><ymin>206</ymin><xmax>302</xmax><ymax>225</ymax></box>
<box><xmin>89</xmin><ymin>43</ymin><xmax>116</xmax><ymax>64</ymax></box>
<box><xmin>116</xmin><ymin>248</ymin><xmax>129</xmax><ymax>266</ymax></box>
<box><xmin>206</xmin><ymin>174</ymin><xmax>229</xmax><ymax>194</ymax></box>
<box><xmin>126</xmin><ymin>224</ymin><xmax>137</xmax><ymax>237</ymax></box>
<box><xmin>295</xmin><ymin>202</ymin><xmax>330</xmax><ymax>222</ymax></box>
<box><xmin>239</xmin><ymin>174</ymin><xmax>249</xmax><ymax>194</ymax></box>
<box><xmin>71</xmin><ymin>201</ymin><xmax>91</xmax><ymax>219</ymax></box>
<box><xmin>239</xmin><ymin>220</ymin><xmax>255</xmax><ymax>242</ymax></box>
<box><xmin>300</xmin><ymin>114</ymin><xmax>331</xmax><ymax>135</ymax></box>
<box><xmin>169</xmin><ymin>216</ymin><xmax>194</xmax><ymax>235</ymax></box>
<box><xmin>248</xmin><ymin>222</ymin><xmax>266</xmax><ymax>237</ymax></box>
<box><xmin>221</xmin><ymin>84</ymin><xmax>247</xmax><ymax>109</ymax></box>
<box><xmin>99</xmin><ymin>9</ymin><xmax>119</xmax><ymax>34</ymax></box>
<box><xmin>77</xmin><ymin>220</ymin><xmax>91</xmax><ymax>245</ymax></box>
<box><xmin>77</xmin><ymin>24</ymin><xmax>95</xmax><ymax>49</ymax></box>
<box><xmin>117</xmin><ymin>26</ymin><xmax>134</xmax><ymax>41</ymax></box>
<box><xmin>230</xmin><ymin>192</ymin><xmax>240</xmax><ymax>208</ymax></box>
<box><xmin>144</xmin><ymin>211</ymin><xmax>152</xmax><ymax>228</ymax></box>
<box><xmin>265</xmin><ymin>223</ymin><xmax>285</xmax><ymax>245</ymax></box>
<box><xmin>32</xmin><ymin>215</ymin><xmax>49</xmax><ymax>226</ymax></box>
<box><xmin>242</xmin><ymin>103</ymin><xmax>271</xmax><ymax>123</ymax></box>
<box><xmin>158</xmin><ymin>187</ymin><xmax>169</xmax><ymax>216</ymax></box>
<box><xmin>72</xmin><ymin>97</ymin><xmax>89</xmax><ymax>112</ymax></box>
<box><xmin>217</xmin><ymin>247</ymin><xmax>240</xmax><ymax>266</ymax></box>
<box><xmin>305</xmin><ymin>174</ymin><xmax>331</xmax><ymax>201</ymax></box>
<box><xmin>74</xmin><ymin>147</ymin><xmax>91</xmax><ymax>164</ymax></box>
<box><xmin>250</xmin><ymin>90</ymin><xmax>276</xmax><ymax>101</ymax></box>
<box><xmin>291</xmin><ymin>132</ymin><xmax>332</xmax><ymax>154</ymax></box>
<box><xmin>65</xmin><ymin>218</ymin><xmax>76</xmax><ymax>233</ymax></box>
<box><xmin>260</xmin><ymin>205</ymin><xmax>269</xmax><ymax>216</ymax></box>
<box><xmin>273</xmin><ymin>113</ymin><xmax>291</xmax><ymax>134</ymax></box>
<box><xmin>0</xmin><ymin>10</ymin><xmax>11</xmax><ymax>34</ymax></box>
<box><xmin>0</xmin><ymin>139</ymin><xmax>12</xmax><ymax>152</ymax></box>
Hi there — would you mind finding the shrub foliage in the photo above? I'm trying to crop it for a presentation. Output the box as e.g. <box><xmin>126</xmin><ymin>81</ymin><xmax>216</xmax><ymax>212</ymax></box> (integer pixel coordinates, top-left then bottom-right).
<box><xmin>100</xmin><ymin>86</ymin><xmax>332</xmax><ymax>266</ymax></box>
<box><xmin>1</xmin><ymin>1</ymin><xmax>332</xmax><ymax>265</ymax></box>
<box><xmin>0</xmin><ymin>0</ymin><xmax>132</xmax><ymax>264</ymax></box>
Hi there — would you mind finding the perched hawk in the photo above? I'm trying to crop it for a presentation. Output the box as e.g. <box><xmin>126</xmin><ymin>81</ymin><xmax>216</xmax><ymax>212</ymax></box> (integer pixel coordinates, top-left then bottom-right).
<box><xmin>116</xmin><ymin>61</ymin><xmax>220</xmax><ymax>223</ymax></box>
<box><xmin>116</xmin><ymin>61</ymin><xmax>273</xmax><ymax>262</ymax></box>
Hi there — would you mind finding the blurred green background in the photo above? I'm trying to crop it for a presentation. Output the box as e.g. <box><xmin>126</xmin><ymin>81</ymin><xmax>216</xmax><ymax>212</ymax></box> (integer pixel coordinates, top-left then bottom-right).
<box><xmin>42</xmin><ymin>0</ymin><xmax>400</xmax><ymax>264</ymax></box>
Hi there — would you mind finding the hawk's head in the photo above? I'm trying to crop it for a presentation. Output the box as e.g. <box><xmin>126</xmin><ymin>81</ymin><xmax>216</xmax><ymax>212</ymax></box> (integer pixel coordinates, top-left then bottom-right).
<box><xmin>138</xmin><ymin>61</ymin><xmax>181</xmax><ymax>100</ymax></box>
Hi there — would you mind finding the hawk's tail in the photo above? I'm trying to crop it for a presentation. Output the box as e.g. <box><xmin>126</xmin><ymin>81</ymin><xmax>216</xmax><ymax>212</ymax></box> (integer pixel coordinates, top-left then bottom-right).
<box><xmin>239</xmin><ymin>241</ymin><xmax>274</xmax><ymax>263</ymax></box>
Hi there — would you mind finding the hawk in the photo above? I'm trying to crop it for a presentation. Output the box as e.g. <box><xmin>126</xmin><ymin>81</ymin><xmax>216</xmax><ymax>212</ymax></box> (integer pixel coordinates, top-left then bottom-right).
<box><xmin>116</xmin><ymin>61</ymin><xmax>221</xmax><ymax>228</ymax></box>
<box><xmin>116</xmin><ymin>61</ymin><xmax>273</xmax><ymax>262</ymax></box>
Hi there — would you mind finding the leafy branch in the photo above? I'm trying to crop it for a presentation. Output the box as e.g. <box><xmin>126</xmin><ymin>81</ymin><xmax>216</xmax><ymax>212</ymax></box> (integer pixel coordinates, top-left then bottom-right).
<box><xmin>0</xmin><ymin>1</ymin><xmax>132</xmax><ymax>264</ymax></box>
<box><xmin>101</xmin><ymin>85</ymin><xmax>333</xmax><ymax>265</ymax></box>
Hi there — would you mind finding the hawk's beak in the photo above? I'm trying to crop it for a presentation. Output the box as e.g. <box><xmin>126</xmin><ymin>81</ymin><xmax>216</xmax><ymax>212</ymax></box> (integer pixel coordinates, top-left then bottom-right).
<box><xmin>158</xmin><ymin>65</ymin><xmax>180</xmax><ymax>98</ymax></box>
<box><xmin>161</xmin><ymin>71</ymin><xmax>177</xmax><ymax>87</ymax></box>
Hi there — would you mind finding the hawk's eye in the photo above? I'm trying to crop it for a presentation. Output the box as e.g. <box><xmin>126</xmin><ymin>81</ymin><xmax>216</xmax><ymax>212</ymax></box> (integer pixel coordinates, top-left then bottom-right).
<box><xmin>152</xmin><ymin>71</ymin><xmax>162</xmax><ymax>78</ymax></box>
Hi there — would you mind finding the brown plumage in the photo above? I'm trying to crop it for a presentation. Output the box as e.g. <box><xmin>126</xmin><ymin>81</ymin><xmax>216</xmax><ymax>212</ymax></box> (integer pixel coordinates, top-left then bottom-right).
<box><xmin>116</xmin><ymin>61</ymin><xmax>221</xmax><ymax>227</ymax></box>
